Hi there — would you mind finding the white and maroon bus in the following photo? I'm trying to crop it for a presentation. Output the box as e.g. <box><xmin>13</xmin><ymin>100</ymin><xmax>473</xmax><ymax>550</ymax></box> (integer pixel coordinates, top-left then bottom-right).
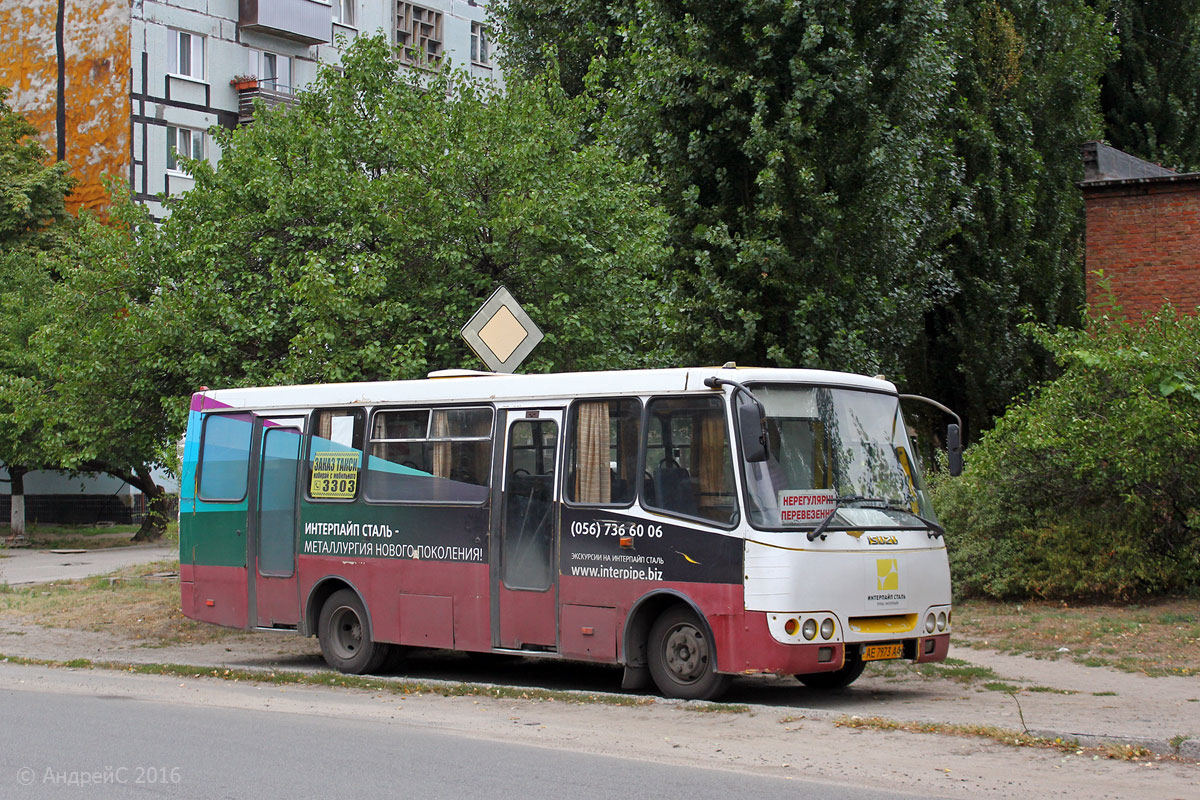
<box><xmin>179</xmin><ymin>366</ymin><xmax>957</xmax><ymax>699</ymax></box>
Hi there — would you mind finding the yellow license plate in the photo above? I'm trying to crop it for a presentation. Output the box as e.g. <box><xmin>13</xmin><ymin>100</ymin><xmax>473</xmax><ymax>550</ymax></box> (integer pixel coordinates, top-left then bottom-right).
<box><xmin>862</xmin><ymin>643</ymin><xmax>904</xmax><ymax>661</ymax></box>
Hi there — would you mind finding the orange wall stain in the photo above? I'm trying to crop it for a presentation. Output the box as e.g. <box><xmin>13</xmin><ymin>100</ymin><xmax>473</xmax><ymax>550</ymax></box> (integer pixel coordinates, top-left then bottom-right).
<box><xmin>0</xmin><ymin>0</ymin><xmax>130</xmax><ymax>214</ymax></box>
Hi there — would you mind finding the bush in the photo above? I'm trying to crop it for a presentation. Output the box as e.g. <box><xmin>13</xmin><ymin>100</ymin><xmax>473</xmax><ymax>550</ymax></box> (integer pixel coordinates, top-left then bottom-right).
<box><xmin>931</xmin><ymin>305</ymin><xmax>1200</xmax><ymax>599</ymax></box>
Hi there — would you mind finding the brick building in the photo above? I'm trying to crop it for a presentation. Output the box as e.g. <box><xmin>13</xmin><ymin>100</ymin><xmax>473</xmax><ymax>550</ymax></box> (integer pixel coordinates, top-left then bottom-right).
<box><xmin>1080</xmin><ymin>141</ymin><xmax>1200</xmax><ymax>316</ymax></box>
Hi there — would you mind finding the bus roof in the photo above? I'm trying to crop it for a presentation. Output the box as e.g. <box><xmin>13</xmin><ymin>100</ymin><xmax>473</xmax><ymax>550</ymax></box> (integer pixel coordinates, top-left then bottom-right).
<box><xmin>190</xmin><ymin>367</ymin><xmax>898</xmax><ymax>413</ymax></box>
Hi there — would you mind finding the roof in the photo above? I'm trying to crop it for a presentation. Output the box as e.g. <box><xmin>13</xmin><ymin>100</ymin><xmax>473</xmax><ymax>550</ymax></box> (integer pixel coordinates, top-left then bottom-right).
<box><xmin>1080</xmin><ymin>141</ymin><xmax>1200</xmax><ymax>191</ymax></box>
<box><xmin>191</xmin><ymin>367</ymin><xmax>898</xmax><ymax>413</ymax></box>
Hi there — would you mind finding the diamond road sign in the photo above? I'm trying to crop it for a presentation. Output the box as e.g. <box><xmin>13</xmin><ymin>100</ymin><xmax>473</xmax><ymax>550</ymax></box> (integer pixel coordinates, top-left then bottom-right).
<box><xmin>460</xmin><ymin>286</ymin><xmax>544</xmax><ymax>373</ymax></box>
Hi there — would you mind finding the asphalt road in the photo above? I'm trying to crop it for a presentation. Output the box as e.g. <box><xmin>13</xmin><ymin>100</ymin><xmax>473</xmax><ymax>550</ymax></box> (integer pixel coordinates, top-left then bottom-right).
<box><xmin>0</xmin><ymin>669</ymin><xmax>925</xmax><ymax>800</ymax></box>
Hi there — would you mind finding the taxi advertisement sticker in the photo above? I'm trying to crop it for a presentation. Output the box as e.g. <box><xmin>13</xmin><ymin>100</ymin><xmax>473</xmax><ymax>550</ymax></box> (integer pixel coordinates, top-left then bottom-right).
<box><xmin>310</xmin><ymin>451</ymin><xmax>360</xmax><ymax>499</ymax></box>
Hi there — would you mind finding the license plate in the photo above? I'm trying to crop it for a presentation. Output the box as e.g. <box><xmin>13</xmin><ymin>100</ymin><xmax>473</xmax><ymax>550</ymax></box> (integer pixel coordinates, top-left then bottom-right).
<box><xmin>862</xmin><ymin>643</ymin><xmax>904</xmax><ymax>661</ymax></box>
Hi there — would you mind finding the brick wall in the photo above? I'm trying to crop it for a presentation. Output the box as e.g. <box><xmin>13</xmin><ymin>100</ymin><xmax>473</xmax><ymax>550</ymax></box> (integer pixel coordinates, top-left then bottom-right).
<box><xmin>1083</xmin><ymin>178</ymin><xmax>1200</xmax><ymax>317</ymax></box>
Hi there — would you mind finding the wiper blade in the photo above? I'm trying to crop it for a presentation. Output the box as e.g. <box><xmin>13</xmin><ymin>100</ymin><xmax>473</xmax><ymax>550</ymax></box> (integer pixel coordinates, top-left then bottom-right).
<box><xmin>806</xmin><ymin>495</ymin><xmax>945</xmax><ymax>541</ymax></box>
<box><xmin>878</xmin><ymin>504</ymin><xmax>945</xmax><ymax>539</ymax></box>
<box><xmin>805</xmin><ymin>494</ymin><xmax>883</xmax><ymax>541</ymax></box>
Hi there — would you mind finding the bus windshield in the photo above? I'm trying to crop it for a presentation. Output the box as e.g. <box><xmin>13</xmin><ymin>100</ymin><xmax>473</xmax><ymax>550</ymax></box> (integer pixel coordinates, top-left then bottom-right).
<box><xmin>740</xmin><ymin>384</ymin><xmax>936</xmax><ymax>531</ymax></box>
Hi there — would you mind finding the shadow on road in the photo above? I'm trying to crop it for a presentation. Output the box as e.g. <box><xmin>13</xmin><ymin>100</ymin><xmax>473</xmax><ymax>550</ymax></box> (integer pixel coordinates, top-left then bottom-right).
<box><xmin>235</xmin><ymin>646</ymin><xmax>921</xmax><ymax>710</ymax></box>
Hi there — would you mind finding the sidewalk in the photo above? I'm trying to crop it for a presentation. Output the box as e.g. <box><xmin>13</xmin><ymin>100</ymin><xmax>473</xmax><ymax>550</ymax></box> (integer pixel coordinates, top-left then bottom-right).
<box><xmin>0</xmin><ymin>544</ymin><xmax>176</xmax><ymax>586</ymax></box>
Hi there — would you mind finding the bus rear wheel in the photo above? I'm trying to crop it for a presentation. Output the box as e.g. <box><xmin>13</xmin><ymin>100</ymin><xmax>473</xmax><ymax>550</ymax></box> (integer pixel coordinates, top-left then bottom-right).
<box><xmin>318</xmin><ymin>589</ymin><xmax>391</xmax><ymax>675</ymax></box>
<box><xmin>796</xmin><ymin>658</ymin><xmax>865</xmax><ymax>689</ymax></box>
<box><xmin>647</xmin><ymin>607</ymin><xmax>731</xmax><ymax>700</ymax></box>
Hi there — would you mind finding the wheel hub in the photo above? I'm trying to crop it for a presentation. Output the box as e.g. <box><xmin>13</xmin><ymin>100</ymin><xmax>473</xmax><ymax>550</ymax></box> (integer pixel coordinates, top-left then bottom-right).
<box><xmin>330</xmin><ymin>606</ymin><xmax>363</xmax><ymax>659</ymax></box>
<box><xmin>664</xmin><ymin>624</ymin><xmax>707</xmax><ymax>683</ymax></box>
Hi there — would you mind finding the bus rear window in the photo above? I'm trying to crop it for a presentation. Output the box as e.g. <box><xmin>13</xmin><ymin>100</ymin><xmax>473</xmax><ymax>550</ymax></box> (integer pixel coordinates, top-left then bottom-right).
<box><xmin>197</xmin><ymin>413</ymin><xmax>254</xmax><ymax>502</ymax></box>
<box><xmin>365</xmin><ymin>407</ymin><xmax>493</xmax><ymax>504</ymax></box>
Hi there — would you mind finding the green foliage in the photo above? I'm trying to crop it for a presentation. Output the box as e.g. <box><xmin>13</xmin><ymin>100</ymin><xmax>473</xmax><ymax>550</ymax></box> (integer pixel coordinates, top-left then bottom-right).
<box><xmin>932</xmin><ymin>304</ymin><xmax>1200</xmax><ymax>599</ymax></box>
<box><xmin>1100</xmin><ymin>1</ymin><xmax>1200</xmax><ymax>172</ymax></box>
<box><xmin>492</xmin><ymin>1</ymin><xmax>1115</xmax><ymax>441</ymax></box>
<box><xmin>603</xmin><ymin>0</ymin><xmax>960</xmax><ymax>375</ymax></box>
<box><xmin>29</xmin><ymin>36</ymin><xmax>670</xmax><ymax>490</ymax></box>
<box><xmin>0</xmin><ymin>86</ymin><xmax>76</xmax><ymax>478</ymax></box>
<box><xmin>907</xmin><ymin>0</ymin><xmax>1112</xmax><ymax>439</ymax></box>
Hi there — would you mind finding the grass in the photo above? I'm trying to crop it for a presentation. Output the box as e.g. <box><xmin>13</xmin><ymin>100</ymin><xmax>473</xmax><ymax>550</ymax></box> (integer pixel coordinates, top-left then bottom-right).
<box><xmin>0</xmin><ymin>522</ymin><xmax>178</xmax><ymax>551</ymax></box>
<box><xmin>0</xmin><ymin>559</ymin><xmax>235</xmax><ymax>646</ymax></box>
<box><xmin>951</xmin><ymin>599</ymin><xmax>1200</xmax><ymax>677</ymax></box>
<box><xmin>834</xmin><ymin>715</ymin><xmax>1158</xmax><ymax>761</ymax></box>
<box><xmin>0</xmin><ymin>652</ymin><xmax>660</xmax><ymax>707</ymax></box>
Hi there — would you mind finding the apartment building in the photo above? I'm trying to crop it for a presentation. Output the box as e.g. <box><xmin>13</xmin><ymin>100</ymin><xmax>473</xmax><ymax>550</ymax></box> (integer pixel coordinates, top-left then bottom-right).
<box><xmin>0</xmin><ymin>0</ymin><xmax>501</xmax><ymax>218</ymax></box>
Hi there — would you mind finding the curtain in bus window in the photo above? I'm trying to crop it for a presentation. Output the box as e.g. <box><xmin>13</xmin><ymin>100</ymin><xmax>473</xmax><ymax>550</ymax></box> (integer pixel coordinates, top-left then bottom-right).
<box><xmin>198</xmin><ymin>413</ymin><xmax>254</xmax><ymax>501</ymax></box>
<box><xmin>575</xmin><ymin>401</ymin><xmax>610</xmax><ymax>504</ymax></box>
<box><xmin>431</xmin><ymin>410</ymin><xmax>451</xmax><ymax>479</ymax></box>
<box><xmin>697</xmin><ymin>412</ymin><xmax>728</xmax><ymax>512</ymax></box>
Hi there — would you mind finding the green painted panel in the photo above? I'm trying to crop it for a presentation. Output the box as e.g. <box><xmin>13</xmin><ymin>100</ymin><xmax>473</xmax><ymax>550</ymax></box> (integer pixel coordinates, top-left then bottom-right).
<box><xmin>181</xmin><ymin>506</ymin><xmax>248</xmax><ymax>568</ymax></box>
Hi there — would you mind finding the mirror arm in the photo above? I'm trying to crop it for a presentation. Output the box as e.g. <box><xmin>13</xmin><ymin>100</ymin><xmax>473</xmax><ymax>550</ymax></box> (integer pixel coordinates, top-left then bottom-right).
<box><xmin>898</xmin><ymin>394</ymin><xmax>962</xmax><ymax>430</ymax></box>
<box><xmin>704</xmin><ymin>376</ymin><xmax>769</xmax><ymax>457</ymax></box>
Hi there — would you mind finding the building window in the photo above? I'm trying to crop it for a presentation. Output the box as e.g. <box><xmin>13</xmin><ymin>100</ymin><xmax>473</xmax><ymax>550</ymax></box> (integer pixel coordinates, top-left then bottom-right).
<box><xmin>470</xmin><ymin>22</ymin><xmax>491</xmax><ymax>66</ymax></box>
<box><xmin>166</xmin><ymin>126</ymin><xmax>203</xmax><ymax>172</ymax></box>
<box><xmin>395</xmin><ymin>3</ymin><xmax>443</xmax><ymax>66</ymax></box>
<box><xmin>168</xmin><ymin>29</ymin><xmax>205</xmax><ymax>80</ymax></box>
<box><xmin>248</xmin><ymin>49</ymin><xmax>292</xmax><ymax>93</ymax></box>
<box><xmin>333</xmin><ymin>0</ymin><xmax>356</xmax><ymax>27</ymax></box>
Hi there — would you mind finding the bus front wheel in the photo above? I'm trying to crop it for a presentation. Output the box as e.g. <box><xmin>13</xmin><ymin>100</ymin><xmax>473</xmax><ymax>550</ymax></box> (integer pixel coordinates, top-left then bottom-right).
<box><xmin>318</xmin><ymin>589</ymin><xmax>391</xmax><ymax>675</ymax></box>
<box><xmin>796</xmin><ymin>658</ymin><xmax>866</xmax><ymax>689</ymax></box>
<box><xmin>647</xmin><ymin>606</ymin><xmax>731</xmax><ymax>701</ymax></box>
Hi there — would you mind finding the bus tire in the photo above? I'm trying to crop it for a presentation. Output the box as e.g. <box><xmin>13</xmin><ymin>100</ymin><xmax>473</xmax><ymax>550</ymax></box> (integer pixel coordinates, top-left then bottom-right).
<box><xmin>796</xmin><ymin>658</ymin><xmax>866</xmax><ymax>689</ymax></box>
<box><xmin>318</xmin><ymin>589</ymin><xmax>390</xmax><ymax>675</ymax></box>
<box><xmin>647</xmin><ymin>606</ymin><xmax>730</xmax><ymax>700</ymax></box>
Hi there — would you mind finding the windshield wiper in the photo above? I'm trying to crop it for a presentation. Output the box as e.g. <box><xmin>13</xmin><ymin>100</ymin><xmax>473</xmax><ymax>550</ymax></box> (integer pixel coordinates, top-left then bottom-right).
<box><xmin>806</xmin><ymin>496</ymin><xmax>945</xmax><ymax>541</ymax></box>
<box><xmin>806</xmin><ymin>495</ymin><xmax>886</xmax><ymax>541</ymax></box>
<box><xmin>878</xmin><ymin>504</ymin><xmax>945</xmax><ymax>539</ymax></box>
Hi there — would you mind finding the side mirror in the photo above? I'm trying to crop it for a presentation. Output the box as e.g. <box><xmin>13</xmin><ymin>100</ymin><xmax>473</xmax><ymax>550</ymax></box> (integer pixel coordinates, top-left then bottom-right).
<box><xmin>947</xmin><ymin>424</ymin><xmax>963</xmax><ymax>477</ymax></box>
<box><xmin>738</xmin><ymin>402</ymin><xmax>768</xmax><ymax>463</ymax></box>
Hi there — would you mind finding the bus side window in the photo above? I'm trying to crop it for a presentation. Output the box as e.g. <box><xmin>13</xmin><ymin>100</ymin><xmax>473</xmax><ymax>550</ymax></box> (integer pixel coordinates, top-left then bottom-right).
<box><xmin>308</xmin><ymin>408</ymin><xmax>365</xmax><ymax>501</ymax></box>
<box><xmin>643</xmin><ymin>396</ymin><xmax>737</xmax><ymax>526</ymax></box>
<box><xmin>565</xmin><ymin>398</ymin><xmax>640</xmax><ymax>506</ymax></box>
<box><xmin>364</xmin><ymin>407</ymin><xmax>492</xmax><ymax>504</ymax></box>
<box><xmin>197</xmin><ymin>413</ymin><xmax>254</xmax><ymax>502</ymax></box>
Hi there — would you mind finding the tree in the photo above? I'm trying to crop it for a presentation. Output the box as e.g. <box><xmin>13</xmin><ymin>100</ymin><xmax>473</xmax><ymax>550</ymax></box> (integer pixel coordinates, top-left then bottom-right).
<box><xmin>932</xmin><ymin>305</ymin><xmax>1200</xmax><ymax>599</ymax></box>
<box><xmin>905</xmin><ymin>0</ymin><xmax>1112</xmax><ymax>439</ymax></box>
<box><xmin>0</xmin><ymin>86</ymin><xmax>75</xmax><ymax>542</ymax></box>
<box><xmin>34</xmin><ymin>36</ymin><xmax>670</xmax><ymax>540</ymax></box>
<box><xmin>496</xmin><ymin>1</ymin><xmax>1115</xmax><ymax>441</ymax></box>
<box><xmin>1100</xmin><ymin>0</ymin><xmax>1200</xmax><ymax>172</ymax></box>
<box><xmin>605</xmin><ymin>0</ymin><xmax>960</xmax><ymax>376</ymax></box>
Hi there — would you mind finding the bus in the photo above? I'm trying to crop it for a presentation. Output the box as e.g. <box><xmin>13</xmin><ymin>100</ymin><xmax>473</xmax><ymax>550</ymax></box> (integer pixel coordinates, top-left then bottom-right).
<box><xmin>179</xmin><ymin>366</ymin><xmax>958</xmax><ymax>700</ymax></box>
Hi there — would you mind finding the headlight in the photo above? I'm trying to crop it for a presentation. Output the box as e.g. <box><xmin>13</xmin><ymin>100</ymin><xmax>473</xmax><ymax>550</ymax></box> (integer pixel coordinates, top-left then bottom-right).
<box><xmin>784</xmin><ymin>618</ymin><xmax>799</xmax><ymax>636</ymax></box>
<box><xmin>820</xmin><ymin>618</ymin><xmax>835</xmax><ymax>640</ymax></box>
<box><xmin>925</xmin><ymin>613</ymin><xmax>936</xmax><ymax>633</ymax></box>
<box><xmin>937</xmin><ymin>612</ymin><xmax>947</xmax><ymax>631</ymax></box>
<box><xmin>802</xmin><ymin>619</ymin><xmax>818</xmax><ymax>640</ymax></box>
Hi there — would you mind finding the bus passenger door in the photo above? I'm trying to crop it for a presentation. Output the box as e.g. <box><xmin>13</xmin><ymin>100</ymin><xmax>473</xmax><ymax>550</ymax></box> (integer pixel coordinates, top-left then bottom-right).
<box><xmin>249</xmin><ymin>417</ymin><xmax>305</xmax><ymax>628</ymax></box>
<box><xmin>493</xmin><ymin>409</ymin><xmax>563</xmax><ymax>650</ymax></box>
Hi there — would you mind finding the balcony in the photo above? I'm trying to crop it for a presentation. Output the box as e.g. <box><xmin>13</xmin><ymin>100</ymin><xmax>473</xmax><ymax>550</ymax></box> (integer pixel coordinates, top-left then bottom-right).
<box><xmin>239</xmin><ymin>0</ymin><xmax>331</xmax><ymax>46</ymax></box>
<box><xmin>235</xmin><ymin>81</ymin><xmax>299</xmax><ymax>125</ymax></box>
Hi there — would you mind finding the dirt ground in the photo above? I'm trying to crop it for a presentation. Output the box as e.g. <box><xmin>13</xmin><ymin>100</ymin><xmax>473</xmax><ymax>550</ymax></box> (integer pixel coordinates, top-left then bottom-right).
<box><xmin>1</xmin><ymin>567</ymin><xmax>1198</xmax><ymax>797</ymax></box>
